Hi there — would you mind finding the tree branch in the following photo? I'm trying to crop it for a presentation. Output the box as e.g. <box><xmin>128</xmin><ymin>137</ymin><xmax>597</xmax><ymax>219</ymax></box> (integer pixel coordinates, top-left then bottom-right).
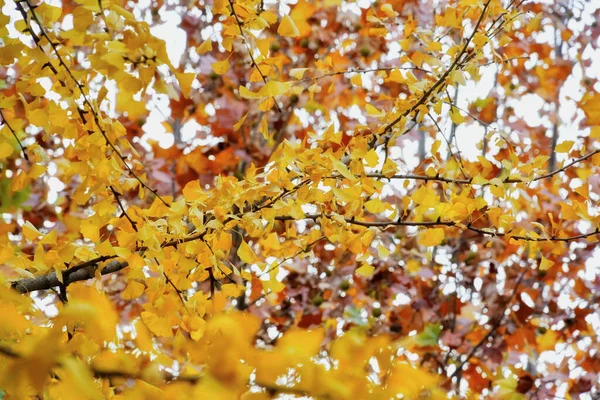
<box><xmin>18</xmin><ymin>0</ymin><xmax>168</xmax><ymax>206</ymax></box>
<box><xmin>12</xmin><ymin>259</ymin><xmax>128</xmax><ymax>294</ymax></box>
<box><xmin>275</xmin><ymin>214</ymin><xmax>600</xmax><ymax>243</ymax></box>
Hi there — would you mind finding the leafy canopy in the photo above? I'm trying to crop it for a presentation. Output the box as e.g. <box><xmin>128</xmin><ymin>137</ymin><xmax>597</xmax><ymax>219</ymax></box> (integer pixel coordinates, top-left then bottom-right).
<box><xmin>1</xmin><ymin>0</ymin><xmax>600</xmax><ymax>398</ymax></box>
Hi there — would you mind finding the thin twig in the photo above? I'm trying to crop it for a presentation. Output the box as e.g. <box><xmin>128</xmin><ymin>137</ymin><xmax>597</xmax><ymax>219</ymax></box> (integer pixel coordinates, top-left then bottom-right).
<box><xmin>228</xmin><ymin>0</ymin><xmax>282</xmax><ymax>113</ymax></box>
<box><xmin>109</xmin><ymin>186</ymin><xmax>138</xmax><ymax>232</ymax></box>
<box><xmin>295</xmin><ymin>66</ymin><xmax>432</xmax><ymax>84</ymax></box>
<box><xmin>0</xmin><ymin>109</ymin><xmax>28</xmax><ymax>160</ymax></box>
<box><xmin>274</xmin><ymin>214</ymin><xmax>600</xmax><ymax>243</ymax></box>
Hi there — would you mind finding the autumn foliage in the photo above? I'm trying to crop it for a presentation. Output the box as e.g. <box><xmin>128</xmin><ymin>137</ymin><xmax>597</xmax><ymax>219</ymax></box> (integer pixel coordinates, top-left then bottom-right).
<box><xmin>1</xmin><ymin>0</ymin><xmax>600</xmax><ymax>398</ymax></box>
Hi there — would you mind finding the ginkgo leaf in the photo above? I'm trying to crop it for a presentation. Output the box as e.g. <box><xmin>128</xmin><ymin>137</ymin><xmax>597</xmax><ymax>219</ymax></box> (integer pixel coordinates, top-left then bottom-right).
<box><xmin>176</xmin><ymin>72</ymin><xmax>196</xmax><ymax>98</ymax></box>
<box><xmin>240</xmin><ymin>80</ymin><xmax>292</xmax><ymax>99</ymax></box>
<box><xmin>141</xmin><ymin>311</ymin><xmax>173</xmax><ymax>338</ymax></box>
<box><xmin>364</xmin><ymin>149</ymin><xmax>379</xmax><ymax>167</ymax></box>
<box><xmin>333</xmin><ymin>160</ymin><xmax>356</xmax><ymax>181</ymax></box>
<box><xmin>237</xmin><ymin>240</ymin><xmax>256</xmax><ymax>264</ymax></box>
<box><xmin>364</xmin><ymin>199</ymin><xmax>387</xmax><ymax>213</ymax></box>
<box><xmin>555</xmin><ymin>140</ymin><xmax>574</xmax><ymax>153</ymax></box>
<box><xmin>212</xmin><ymin>58</ymin><xmax>230</xmax><ymax>75</ymax></box>
<box><xmin>260</xmin><ymin>80</ymin><xmax>292</xmax><ymax>97</ymax></box>
<box><xmin>355</xmin><ymin>264</ymin><xmax>374</xmax><ymax>277</ymax></box>
<box><xmin>39</xmin><ymin>229</ymin><xmax>57</xmax><ymax>245</ymax></box>
<box><xmin>350</xmin><ymin>74</ymin><xmax>362</xmax><ymax>86</ymax></box>
<box><xmin>381</xmin><ymin>4</ymin><xmax>396</xmax><ymax>18</ymax></box>
<box><xmin>449</xmin><ymin>108</ymin><xmax>466</xmax><ymax>124</ymax></box>
<box><xmin>197</xmin><ymin>39</ymin><xmax>213</xmax><ymax>54</ymax></box>
<box><xmin>22</xmin><ymin>221</ymin><xmax>41</xmax><ymax>241</ymax></box>
<box><xmin>212</xmin><ymin>0</ymin><xmax>227</xmax><ymax>15</ymax></box>
<box><xmin>80</xmin><ymin>220</ymin><xmax>100</xmax><ymax>243</ymax></box>
<box><xmin>579</xmin><ymin>92</ymin><xmax>600</xmax><ymax>125</ymax></box>
<box><xmin>122</xmin><ymin>281</ymin><xmax>145</xmax><ymax>300</ymax></box>
<box><xmin>539</xmin><ymin>255</ymin><xmax>554</xmax><ymax>271</ymax></box>
<box><xmin>290</xmin><ymin>68</ymin><xmax>308</xmax><ymax>79</ymax></box>
<box><xmin>277</xmin><ymin>15</ymin><xmax>299</xmax><ymax>37</ymax></box>
<box><xmin>419</xmin><ymin>228</ymin><xmax>445</xmax><ymax>247</ymax></box>
<box><xmin>289</xmin><ymin>0</ymin><xmax>316</xmax><ymax>36</ymax></box>
<box><xmin>36</xmin><ymin>2</ymin><xmax>62</xmax><ymax>25</ymax></box>
<box><xmin>233</xmin><ymin>112</ymin><xmax>248</xmax><ymax>131</ymax></box>
<box><xmin>261</xmin><ymin>278</ymin><xmax>285</xmax><ymax>293</ymax></box>
<box><xmin>0</xmin><ymin>142</ymin><xmax>13</xmax><ymax>158</ymax></box>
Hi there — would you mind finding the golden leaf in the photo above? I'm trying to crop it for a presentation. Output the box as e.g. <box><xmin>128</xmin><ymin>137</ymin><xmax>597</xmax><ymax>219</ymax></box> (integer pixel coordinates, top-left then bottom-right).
<box><xmin>176</xmin><ymin>72</ymin><xmax>197</xmax><ymax>98</ymax></box>
<box><xmin>141</xmin><ymin>311</ymin><xmax>174</xmax><ymax>338</ymax></box>
<box><xmin>355</xmin><ymin>264</ymin><xmax>375</xmax><ymax>277</ymax></box>
<box><xmin>419</xmin><ymin>228</ymin><xmax>445</xmax><ymax>247</ymax></box>
<box><xmin>197</xmin><ymin>39</ymin><xmax>213</xmax><ymax>54</ymax></box>
<box><xmin>555</xmin><ymin>140</ymin><xmax>574</xmax><ymax>153</ymax></box>
<box><xmin>277</xmin><ymin>15</ymin><xmax>300</xmax><ymax>38</ymax></box>
<box><xmin>237</xmin><ymin>240</ymin><xmax>256</xmax><ymax>264</ymax></box>
<box><xmin>212</xmin><ymin>58</ymin><xmax>230</xmax><ymax>75</ymax></box>
<box><xmin>539</xmin><ymin>255</ymin><xmax>554</xmax><ymax>271</ymax></box>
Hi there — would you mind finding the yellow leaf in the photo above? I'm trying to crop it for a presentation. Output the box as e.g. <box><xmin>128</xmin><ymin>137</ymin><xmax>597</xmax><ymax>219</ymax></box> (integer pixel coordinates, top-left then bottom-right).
<box><xmin>350</xmin><ymin>74</ymin><xmax>362</xmax><ymax>86</ymax></box>
<box><xmin>555</xmin><ymin>140</ymin><xmax>574</xmax><ymax>153</ymax></box>
<box><xmin>80</xmin><ymin>220</ymin><xmax>100</xmax><ymax>243</ymax></box>
<box><xmin>431</xmin><ymin>139</ymin><xmax>441</xmax><ymax>155</ymax></box>
<box><xmin>176</xmin><ymin>72</ymin><xmax>196</xmax><ymax>98</ymax></box>
<box><xmin>39</xmin><ymin>229</ymin><xmax>57</xmax><ymax>245</ymax></box>
<box><xmin>196</xmin><ymin>39</ymin><xmax>213</xmax><ymax>54</ymax></box>
<box><xmin>277</xmin><ymin>327</ymin><xmax>324</xmax><ymax>356</ymax></box>
<box><xmin>333</xmin><ymin>160</ymin><xmax>356</xmax><ymax>181</ymax></box>
<box><xmin>536</xmin><ymin>329</ymin><xmax>557</xmax><ymax>352</ymax></box>
<box><xmin>386</xmin><ymin>362</ymin><xmax>439</xmax><ymax>398</ymax></box>
<box><xmin>377</xmin><ymin>243</ymin><xmax>390</xmax><ymax>257</ymax></box>
<box><xmin>0</xmin><ymin>141</ymin><xmax>13</xmax><ymax>158</ymax></box>
<box><xmin>381</xmin><ymin>3</ymin><xmax>396</xmax><ymax>18</ymax></box>
<box><xmin>539</xmin><ymin>255</ymin><xmax>554</xmax><ymax>271</ymax></box>
<box><xmin>290</xmin><ymin>68</ymin><xmax>308</xmax><ymax>79</ymax></box>
<box><xmin>238</xmin><ymin>240</ymin><xmax>256</xmax><ymax>264</ymax></box>
<box><xmin>388</xmin><ymin>69</ymin><xmax>405</xmax><ymax>83</ymax></box>
<box><xmin>355</xmin><ymin>264</ymin><xmax>375</xmax><ymax>277</ymax></box>
<box><xmin>450</xmin><ymin>108</ymin><xmax>466</xmax><ymax>124</ymax></box>
<box><xmin>36</xmin><ymin>2</ymin><xmax>62</xmax><ymax>25</ymax></box>
<box><xmin>240</xmin><ymin>81</ymin><xmax>292</xmax><ymax>99</ymax></box>
<box><xmin>290</xmin><ymin>0</ymin><xmax>316</xmax><ymax>37</ymax></box>
<box><xmin>212</xmin><ymin>58</ymin><xmax>230</xmax><ymax>75</ymax></box>
<box><xmin>212</xmin><ymin>0</ymin><xmax>227</xmax><ymax>15</ymax></box>
<box><xmin>366</xmin><ymin>104</ymin><xmax>384</xmax><ymax>117</ymax></box>
<box><xmin>58</xmin><ymin>357</ymin><xmax>106</xmax><ymax>400</ymax></box>
<box><xmin>579</xmin><ymin>92</ymin><xmax>600</xmax><ymax>125</ymax></box>
<box><xmin>261</xmin><ymin>278</ymin><xmax>285</xmax><ymax>293</ymax></box>
<box><xmin>419</xmin><ymin>228</ymin><xmax>445</xmax><ymax>247</ymax></box>
<box><xmin>121</xmin><ymin>280</ymin><xmax>145</xmax><ymax>300</ymax></box>
<box><xmin>260</xmin><ymin>80</ymin><xmax>291</xmax><ymax>97</ymax></box>
<box><xmin>59</xmin><ymin>285</ymin><xmax>118</xmax><ymax>344</ymax></box>
<box><xmin>277</xmin><ymin>15</ymin><xmax>299</xmax><ymax>37</ymax></box>
<box><xmin>141</xmin><ymin>311</ymin><xmax>173</xmax><ymax>338</ymax></box>
<box><xmin>233</xmin><ymin>112</ymin><xmax>248</xmax><ymax>131</ymax></box>
<box><xmin>0</xmin><ymin>303</ymin><xmax>30</xmax><ymax>337</ymax></box>
<box><xmin>364</xmin><ymin>149</ymin><xmax>379</xmax><ymax>167</ymax></box>
<box><xmin>22</xmin><ymin>221</ymin><xmax>41</xmax><ymax>241</ymax></box>
<box><xmin>364</xmin><ymin>199</ymin><xmax>386</xmax><ymax>213</ymax></box>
